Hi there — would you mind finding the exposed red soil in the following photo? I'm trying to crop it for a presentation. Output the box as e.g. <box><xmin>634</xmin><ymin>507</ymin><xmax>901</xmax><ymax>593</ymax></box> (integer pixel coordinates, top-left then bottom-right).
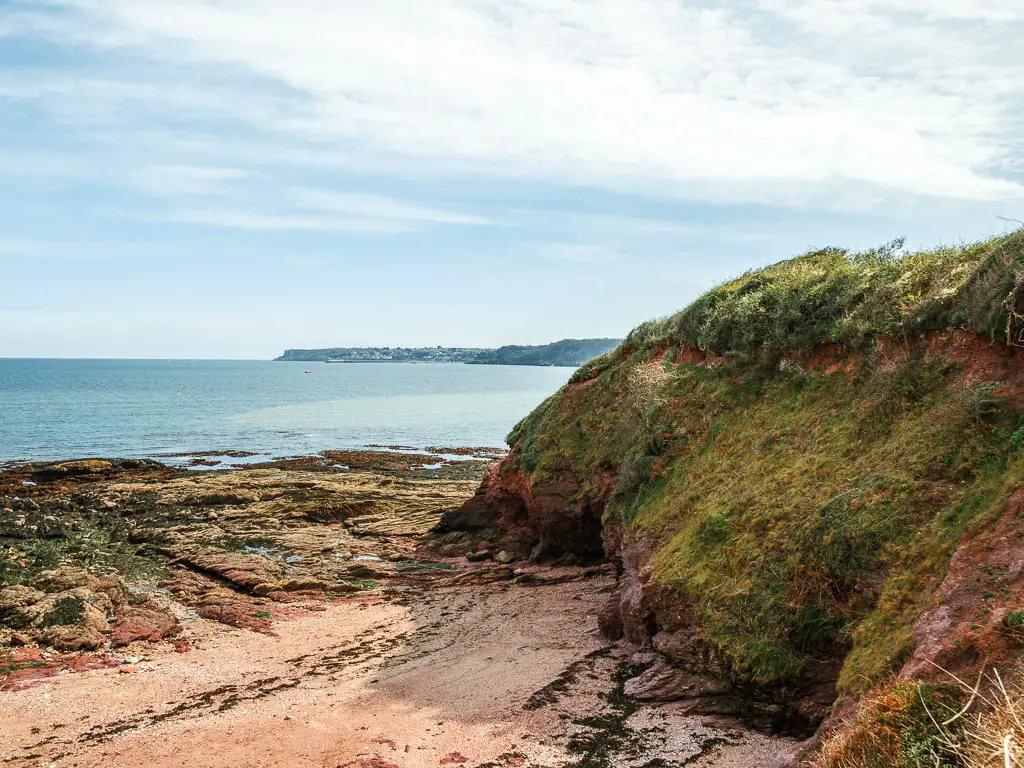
<box><xmin>585</xmin><ymin>333</ymin><xmax>1024</xmax><ymax>401</ymax></box>
<box><xmin>899</xmin><ymin>488</ymin><xmax>1024</xmax><ymax>683</ymax></box>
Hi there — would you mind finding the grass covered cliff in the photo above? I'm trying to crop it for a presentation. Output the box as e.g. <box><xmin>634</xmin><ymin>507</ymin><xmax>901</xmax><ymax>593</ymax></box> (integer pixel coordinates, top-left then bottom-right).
<box><xmin>441</xmin><ymin>230</ymin><xmax>1024</xmax><ymax>765</ymax></box>
<box><xmin>470</xmin><ymin>338</ymin><xmax>621</xmax><ymax>366</ymax></box>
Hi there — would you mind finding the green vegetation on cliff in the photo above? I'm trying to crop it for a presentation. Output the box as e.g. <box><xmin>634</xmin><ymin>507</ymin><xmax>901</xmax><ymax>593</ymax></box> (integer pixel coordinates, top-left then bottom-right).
<box><xmin>505</xmin><ymin>230</ymin><xmax>1024</xmax><ymax>707</ymax></box>
<box><xmin>470</xmin><ymin>338</ymin><xmax>621</xmax><ymax>367</ymax></box>
<box><xmin>602</xmin><ymin>232</ymin><xmax>1024</xmax><ymax>364</ymax></box>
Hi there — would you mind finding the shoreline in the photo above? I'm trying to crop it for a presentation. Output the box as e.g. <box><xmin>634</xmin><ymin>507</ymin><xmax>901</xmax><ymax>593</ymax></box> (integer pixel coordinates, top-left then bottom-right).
<box><xmin>0</xmin><ymin>445</ymin><xmax>509</xmax><ymax>476</ymax></box>
<box><xmin>1</xmin><ymin>452</ymin><xmax>792</xmax><ymax>767</ymax></box>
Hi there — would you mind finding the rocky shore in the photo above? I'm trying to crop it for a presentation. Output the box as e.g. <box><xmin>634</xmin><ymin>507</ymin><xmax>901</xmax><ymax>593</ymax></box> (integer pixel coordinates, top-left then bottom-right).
<box><xmin>0</xmin><ymin>454</ymin><xmax>789</xmax><ymax>768</ymax></box>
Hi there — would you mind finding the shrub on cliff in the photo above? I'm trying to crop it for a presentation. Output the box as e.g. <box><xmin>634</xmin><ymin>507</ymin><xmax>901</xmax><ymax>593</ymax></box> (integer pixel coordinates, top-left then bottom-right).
<box><xmin>620</xmin><ymin>230</ymin><xmax>1024</xmax><ymax>358</ymax></box>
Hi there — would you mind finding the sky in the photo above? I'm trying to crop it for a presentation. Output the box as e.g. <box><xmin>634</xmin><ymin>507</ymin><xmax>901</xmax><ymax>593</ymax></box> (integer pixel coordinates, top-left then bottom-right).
<box><xmin>1</xmin><ymin>0</ymin><xmax>1022</xmax><ymax>359</ymax></box>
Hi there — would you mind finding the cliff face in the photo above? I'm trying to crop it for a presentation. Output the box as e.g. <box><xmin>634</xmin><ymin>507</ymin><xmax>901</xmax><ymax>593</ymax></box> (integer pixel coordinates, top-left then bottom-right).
<box><xmin>438</xmin><ymin>231</ymin><xmax>1024</xmax><ymax>763</ymax></box>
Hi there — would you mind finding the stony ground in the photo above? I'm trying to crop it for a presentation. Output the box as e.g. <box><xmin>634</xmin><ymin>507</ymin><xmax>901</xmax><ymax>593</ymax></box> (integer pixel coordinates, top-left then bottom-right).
<box><xmin>0</xmin><ymin>457</ymin><xmax>793</xmax><ymax>768</ymax></box>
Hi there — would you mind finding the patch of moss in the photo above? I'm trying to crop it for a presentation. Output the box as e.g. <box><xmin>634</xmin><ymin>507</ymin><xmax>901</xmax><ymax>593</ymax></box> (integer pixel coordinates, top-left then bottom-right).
<box><xmin>0</xmin><ymin>503</ymin><xmax>171</xmax><ymax>586</ymax></box>
<box><xmin>39</xmin><ymin>596</ymin><xmax>85</xmax><ymax>627</ymax></box>
<box><xmin>1004</xmin><ymin>610</ymin><xmax>1024</xmax><ymax>627</ymax></box>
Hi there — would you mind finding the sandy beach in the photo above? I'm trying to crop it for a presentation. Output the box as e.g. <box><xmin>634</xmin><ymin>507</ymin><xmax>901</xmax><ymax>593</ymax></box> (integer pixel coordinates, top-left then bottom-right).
<box><xmin>0</xmin><ymin>459</ymin><xmax>791</xmax><ymax>768</ymax></box>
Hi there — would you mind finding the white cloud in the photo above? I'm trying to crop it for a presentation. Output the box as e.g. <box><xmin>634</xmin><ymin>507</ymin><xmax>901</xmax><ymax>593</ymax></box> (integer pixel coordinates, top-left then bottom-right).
<box><xmin>123</xmin><ymin>164</ymin><xmax>248</xmax><ymax>198</ymax></box>
<box><xmin>168</xmin><ymin>210</ymin><xmax>417</xmax><ymax>234</ymax></box>
<box><xmin>0</xmin><ymin>239</ymin><xmax>138</xmax><ymax>261</ymax></box>
<box><xmin>152</xmin><ymin>184</ymin><xmax>491</xmax><ymax>232</ymax></box>
<box><xmin>538</xmin><ymin>244</ymin><xmax>619</xmax><ymax>265</ymax></box>
<box><xmin>114</xmin><ymin>166</ymin><xmax>491</xmax><ymax>231</ymax></box>
<box><xmin>768</xmin><ymin>0</ymin><xmax>1024</xmax><ymax>24</ymax></box>
<box><xmin>155</xmin><ymin>165</ymin><xmax>247</xmax><ymax>181</ymax></box>
<box><xmin>293</xmin><ymin>188</ymin><xmax>491</xmax><ymax>225</ymax></box>
<box><xmin>2</xmin><ymin>0</ymin><xmax>1023</xmax><ymax>206</ymax></box>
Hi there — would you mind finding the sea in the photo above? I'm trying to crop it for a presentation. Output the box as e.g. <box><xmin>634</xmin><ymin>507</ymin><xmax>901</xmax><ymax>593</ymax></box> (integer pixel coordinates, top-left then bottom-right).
<box><xmin>0</xmin><ymin>359</ymin><xmax>573</xmax><ymax>465</ymax></box>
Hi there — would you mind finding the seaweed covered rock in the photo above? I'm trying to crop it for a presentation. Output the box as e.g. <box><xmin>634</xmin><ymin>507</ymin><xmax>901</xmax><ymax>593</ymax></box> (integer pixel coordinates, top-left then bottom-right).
<box><xmin>0</xmin><ymin>567</ymin><xmax>178</xmax><ymax>651</ymax></box>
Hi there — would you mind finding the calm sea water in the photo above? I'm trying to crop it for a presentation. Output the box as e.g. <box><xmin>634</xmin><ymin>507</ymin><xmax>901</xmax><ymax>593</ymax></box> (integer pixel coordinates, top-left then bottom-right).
<box><xmin>0</xmin><ymin>359</ymin><xmax>572</xmax><ymax>463</ymax></box>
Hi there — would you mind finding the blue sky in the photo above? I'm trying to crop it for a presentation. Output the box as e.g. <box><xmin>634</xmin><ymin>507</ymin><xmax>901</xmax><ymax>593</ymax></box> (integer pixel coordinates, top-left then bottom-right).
<box><xmin>1</xmin><ymin>0</ymin><xmax>1022</xmax><ymax>359</ymax></box>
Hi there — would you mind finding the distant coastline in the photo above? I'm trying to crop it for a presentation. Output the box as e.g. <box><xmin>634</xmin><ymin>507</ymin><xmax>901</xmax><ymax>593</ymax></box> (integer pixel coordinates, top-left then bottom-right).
<box><xmin>274</xmin><ymin>338</ymin><xmax>621</xmax><ymax>367</ymax></box>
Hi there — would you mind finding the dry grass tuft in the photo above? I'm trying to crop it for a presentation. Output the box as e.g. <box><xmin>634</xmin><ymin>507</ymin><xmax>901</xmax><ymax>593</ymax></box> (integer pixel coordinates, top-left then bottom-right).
<box><xmin>817</xmin><ymin>668</ymin><xmax>1023</xmax><ymax>768</ymax></box>
<box><xmin>941</xmin><ymin>669</ymin><xmax>1022</xmax><ymax>768</ymax></box>
<box><xmin>626</xmin><ymin>359</ymin><xmax>671</xmax><ymax>414</ymax></box>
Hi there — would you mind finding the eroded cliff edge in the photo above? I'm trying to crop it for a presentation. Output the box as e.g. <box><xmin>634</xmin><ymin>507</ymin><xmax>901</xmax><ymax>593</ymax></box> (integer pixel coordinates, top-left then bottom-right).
<box><xmin>435</xmin><ymin>231</ymin><xmax>1024</xmax><ymax>765</ymax></box>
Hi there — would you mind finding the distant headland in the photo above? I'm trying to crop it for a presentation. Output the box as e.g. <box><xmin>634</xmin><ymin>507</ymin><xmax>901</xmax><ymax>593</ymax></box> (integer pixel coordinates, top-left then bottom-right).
<box><xmin>274</xmin><ymin>338</ymin><xmax>621</xmax><ymax>367</ymax></box>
